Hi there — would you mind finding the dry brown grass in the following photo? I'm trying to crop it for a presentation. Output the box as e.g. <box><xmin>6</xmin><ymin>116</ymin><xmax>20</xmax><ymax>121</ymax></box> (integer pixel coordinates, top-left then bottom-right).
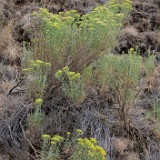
<box><xmin>123</xmin><ymin>26</ymin><xmax>139</xmax><ymax>37</ymax></box>
<box><xmin>0</xmin><ymin>22</ymin><xmax>13</xmax><ymax>53</ymax></box>
<box><xmin>0</xmin><ymin>21</ymin><xmax>20</xmax><ymax>64</ymax></box>
<box><xmin>35</xmin><ymin>0</ymin><xmax>101</xmax><ymax>13</ymax></box>
<box><xmin>127</xmin><ymin>152</ymin><xmax>140</xmax><ymax>160</ymax></box>
<box><xmin>114</xmin><ymin>138</ymin><xmax>134</xmax><ymax>154</ymax></box>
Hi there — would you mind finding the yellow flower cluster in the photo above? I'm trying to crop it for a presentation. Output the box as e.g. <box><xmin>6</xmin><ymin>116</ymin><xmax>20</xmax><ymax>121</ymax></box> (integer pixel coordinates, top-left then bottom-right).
<box><xmin>34</xmin><ymin>98</ymin><xmax>43</xmax><ymax>105</ymax></box>
<box><xmin>38</xmin><ymin>0</ymin><xmax>132</xmax><ymax>34</ymax></box>
<box><xmin>39</xmin><ymin>8</ymin><xmax>80</xmax><ymax>31</ymax></box>
<box><xmin>55</xmin><ymin>70</ymin><xmax>62</xmax><ymax>78</ymax></box>
<box><xmin>77</xmin><ymin>138</ymin><xmax>106</xmax><ymax>160</ymax></box>
<box><xmin>62</xmin><ymin>66</ymin><xmax>69</xmax><ymax>72</ymax></box>
<box><xmin>55</xmin><ymin>66</ymin><xmax>83</xmax><ymax>102</ymax></box>
<box><xmin>51</xmin><ymin>135</ymin><xmax>64</xmax><ymax>144</ymax></box>
<box><xmin>41</xmin><ymin>134</ymin><xmax>64</xmax><ymax>144</ymax></box>
<box><xmin>76</xmin><ymin>129</ymin><xmax>83</xmax><ymax>134</ymax></box>
<box><xmin>67</xmin><ymin>132</ymin><xmax>70</xmax><ymax>135</ymax></box>
<box><xmin>41</xmin><ymin>134</ymin><xmax>51</xmax><ymax>139</ymax></box>
<box><xmin>55</xmin><ymin>66</ymin><xmax>81</xmax><ymax>81</ymax></box>
<box><xmin>68</xmin><ymin>72</ymin><xmax>81</xmax><ymax>81</ymax></box>
<box><xmin>22</xmin><ymin>60</ymin><xmax>51</xmax><ymax>73</ymax></box>
<box><xmin>30</xmin><ymin>60</ymin><xmax>51</xmax><ymax>67</ymax></box>
<box><xmin>40</xmin><ymin>131</ymin><xmax>107</xmax><ymax>160</ymax></box>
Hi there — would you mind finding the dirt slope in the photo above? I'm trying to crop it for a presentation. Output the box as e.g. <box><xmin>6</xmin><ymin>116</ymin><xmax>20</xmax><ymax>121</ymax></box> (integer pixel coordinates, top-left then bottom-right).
<box><xmin>0</xmin><ymin>0</ymin><xmax>160</xmax><ymax>160</ymax></box>
<box><xmin>116</xmin><ymin>0</ymin><xmax>160</xmax><ymax>55</ymax></box>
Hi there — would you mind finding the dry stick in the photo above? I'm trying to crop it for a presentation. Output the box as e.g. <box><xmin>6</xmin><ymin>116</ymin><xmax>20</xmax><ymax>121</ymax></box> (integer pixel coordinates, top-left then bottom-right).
<box><xmin>68</xmin><ymin>48</ymin><xmax>89</xmax><ymax>69</ymax></box>
<box><xmin>19</xmin><ymin>108</ymin><xmax>38</xmax><ymax>160</ymax></box>
<box><xmin>20</xmin><ymin>122</ymin><xmax>38</xmax><ymax>160</ymax></box>
<box><xmin>72</xmin><ymin>50</ymin><xmax>99</xmax><ymax>72</ymax></box>
<box><xmin>2</xmin><ymin>97</ymin><xmax>36</xmax><ymax>158</ymax></box>
<box><xmin>7</xmin><ymin>79</ymin><xmax>23</xmax><ymax>95</ymax></box>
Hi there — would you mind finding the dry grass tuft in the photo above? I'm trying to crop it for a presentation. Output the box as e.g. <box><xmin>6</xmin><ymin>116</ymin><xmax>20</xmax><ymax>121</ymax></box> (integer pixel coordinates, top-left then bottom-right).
<box><xmin>0</xmin><ymin>21</ymin><xmax>21</xmax><ymax>65</ymax></box>
<box><xmin>114</xmin><ymin>138</ymin><xmax>133</xmax><ymax>154</ymax></box>
<box><xmin>123</xmin><ymin>26</ymin><xmax>139</xmax><ymax>37</ymax></box>
<box><xmin>0</xmin><ymin>22</ymin><xmax>13</xmax><ymax>52</ymax></box>
<box><xmin>127</xmin><ymin>152</ymin><xmax>140</xmax><ymax>160</ymax></box>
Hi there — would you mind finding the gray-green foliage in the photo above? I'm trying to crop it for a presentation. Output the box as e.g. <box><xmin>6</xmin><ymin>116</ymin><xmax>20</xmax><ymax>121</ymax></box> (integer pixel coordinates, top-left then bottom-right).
<box><xmin>31</xmin><ymin>1</ymin><xmax>132</xmax><ymax>71</ymax></box>
<box><xmin>92</xmin><ymin>52</ymin><xmax>142</xmax><ymax>104</ymax></box>
<box><xmin>55</xmin><ymin>67</ymin><xmax>84</xmax><ymax>103</ymax></box>
<box><xmin>22</xmin><ymin>60</ymin><xmax>51</xmax><ymax>98</ymax></box>
<box><xmin>28</xmin><ymin>98</ymin><xmax>44</xmax><ymax>128</ymax></box>
<box><xmin>82</xmin><ymin>49</ymin><xmax>156</xmax><ymax>121</ymax></box>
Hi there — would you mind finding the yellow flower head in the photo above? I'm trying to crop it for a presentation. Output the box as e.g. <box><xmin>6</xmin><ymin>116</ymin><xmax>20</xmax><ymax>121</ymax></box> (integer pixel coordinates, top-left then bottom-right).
<box><xmin>96</xmin><ymin>146</ymin><xmax>106</xmax><ymax>158</ymax></box>
<box><xmin>72</xmin><ymin>73</ymin><xmax>80</xmax><ymax>80</ymax></box>
<box><xmin>67</xmin><ymin>132</ymin><xmax>70</xmax><ymax>135</ymax></box>
<box><xmin>36</xmin><ymin>60</ymin><xmax>44</xmax><ymax>64</ymax></box>
<box><xmin>55</xmin><ymin>70</ymin><xmax>62</xmax><ymax>78</ymax></box>
<box><xmin>34</xmin><ymin>98</ymin><xmax>43</xmax><ymax>105</ymax></box>
<box><xmin>22</xmin><ymin>68</ymin><xmax>33</xmax><ymax>72</ymax></box>
<box><xmin>63</xmin><ymin>16</ymin><xmax>74</xmax><ymax>22</ymax></box>
<box><xmin>67</xmin><ymin>71</ymin><xmax>75</xmax><ymax>78</ymax></box>
<box><xmin>129</xmin><ymin>48</ymin><xmax>134</xmax><ymax>53</ymax></box>
<box><xmin>78</xmin><ymin>138</ymin><xmax>84</xmax><ymax>146</ymax></box>
<box><xmin>76</xmin><ymin>129</ymin><xmax>83</xmax><ymax>134</ymax></box>
<box><xmin>51</xmin><ymin>135</ymin><xmax>64</xmax><ymax>143</ymax></box>
<box><xmin>62</xmin><ymin>66</ymin><xmax>69</xmax><ymax>72</ymax></box>
<box><xmin>52</xmin><ymin>23</ymin><xmax>60</xmax><ymax>30</ymax></box>
<box><xmin>51</xmin><ymin>141</ymin><xmax>56</xmax><ymax>145</ymax></box>
<box><xmin>41</xmin><ymin>134</ymin><xmax>51</xmax><ymax>139</ymax></box>
<box><xmin>90</xmin><ymin>138</ymin><xmax>97</xmax><ymax>144</ymax></box>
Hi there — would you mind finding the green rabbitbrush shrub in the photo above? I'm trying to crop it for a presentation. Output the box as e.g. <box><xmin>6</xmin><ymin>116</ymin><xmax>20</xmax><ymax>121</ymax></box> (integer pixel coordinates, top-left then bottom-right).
<box><xmin>82</xmin><ymin>48</ymin><xmax>155</xmax><ymax>122</ymax></box>
<box><xmin>31</xmin><ymin>0</ymin><xmax>132</xmax><ymax>72</ymax></box>
<box><xmin>23</xmin><ymin>0</ymin><xmax>132</xmax><ymax>102</ymax></box>
<box><xmin>40</xmin><ymin>130</ymin><xmax>106</xmax><ymax>160</ymax></box>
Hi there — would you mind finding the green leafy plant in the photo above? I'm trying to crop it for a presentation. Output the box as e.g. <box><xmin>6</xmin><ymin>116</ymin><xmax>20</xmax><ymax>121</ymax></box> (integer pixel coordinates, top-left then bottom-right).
<box><xmin>71</xmin><ymin>137</ymin><xmax>106</xmax><ymax>160</ymax></box>
<box><xmin>41</xmin><ymin>134</ymin><xmax>64</xmax><ymax>160</ymax></box>
<box><xmin>55</xmin><ymin>66</ymin><xmax>84</xmax><ymax>102</ymax></box>
<box><xmin>23</xmin><ymin>0</ymin><xmax>132</xmax><ymax>108</ymax></box>
<box><xmin>96</xmin><ymin>52</ymin><xmax>142</xmax><ymax>121</ymax></box>
<box><xmin>31</xmin><ymin>0</ymin><xmax>132</xmax><ymax>73</ymax></box>
<box><xmin>22</xmin><ymin>60</ymin><xmax>51</xmax><ymax>99</ymax></box>
<box><xmin>40</xmin><ymin>130</ymin><xmax>106</xmax><ymax>160</ymax></box>
<box><xmin>28</xmin><ymin>98</ymin><xmax>44</xmax><ymax>128</ymax></box>
<box><xmin>84</xmin><ymin>49</ymin><xmax>155</xmax><ymax>124</ymax></box>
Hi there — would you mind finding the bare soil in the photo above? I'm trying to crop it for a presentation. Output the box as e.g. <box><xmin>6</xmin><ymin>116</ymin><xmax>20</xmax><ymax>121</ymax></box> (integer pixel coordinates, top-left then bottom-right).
<box><xmin>115</xmin><ymin>0</ymin><xmax>160</xmax><ymax>55</ymax></box>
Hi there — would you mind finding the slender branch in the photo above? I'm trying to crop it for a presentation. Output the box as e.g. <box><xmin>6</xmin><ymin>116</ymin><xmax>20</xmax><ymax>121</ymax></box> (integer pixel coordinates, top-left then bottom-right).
<box><xmin>7</xmin><ymin>79</ymin><xmax>24</xmax><ymax>95</ymax></box>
